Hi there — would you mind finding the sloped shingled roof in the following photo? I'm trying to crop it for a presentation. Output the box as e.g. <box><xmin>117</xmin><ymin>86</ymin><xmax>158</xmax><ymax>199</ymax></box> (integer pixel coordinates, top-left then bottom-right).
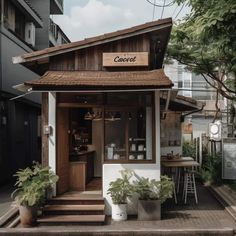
<box><xmin>13</xmin><ymin>18</ymin><xmax>172</xmax><ymax>64</ymax></box>
<box><xmin>24</xmin><ymin>69</ymin><xmax>173</xmax><ymax>91</ymax></box>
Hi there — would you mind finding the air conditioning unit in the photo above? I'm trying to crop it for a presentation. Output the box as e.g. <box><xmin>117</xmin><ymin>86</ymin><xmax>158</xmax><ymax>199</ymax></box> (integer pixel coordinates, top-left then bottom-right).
<box><xmin>25</xmin><ymin>22</ymin><xmax>35</xmax><ymax>47</ymax></box>
<box><xmin>209</xmin><ymin>121</ymin><xmax>221</xmax><ymax>141</ymax></box>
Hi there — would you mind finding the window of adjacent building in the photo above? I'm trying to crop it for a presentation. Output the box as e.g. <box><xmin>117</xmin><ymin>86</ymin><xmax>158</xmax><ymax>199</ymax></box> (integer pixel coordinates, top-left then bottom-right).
<box><xmin>15</xmin><ymin>9</ymin><xmax>26</xmax><ymax>40</ymax></box>
<box><xmin>3</xmin><ymin>1</ymin><xmax>15</xmax><ymax>31</ymax></box>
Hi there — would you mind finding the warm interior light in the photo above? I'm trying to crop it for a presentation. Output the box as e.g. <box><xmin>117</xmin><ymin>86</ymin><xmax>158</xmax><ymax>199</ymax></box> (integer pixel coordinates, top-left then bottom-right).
<box><xmin>128</xmin><ymin>112</ymin><xmax>132</xmax><ymax>120</ymax></box>
<box><xmin>84</xmin><ymin>111</ymin><xmax>93</xmax><ymax>120</ymax></box>
<box><xmin>93</xmin><ymin>112</ymin><xmax>103</xmax><ymax>121</ymax></box>
<box><xmin>114</xmin><ymin>112</ymin><xmax>121</xmax><ymax>121</ymax></box>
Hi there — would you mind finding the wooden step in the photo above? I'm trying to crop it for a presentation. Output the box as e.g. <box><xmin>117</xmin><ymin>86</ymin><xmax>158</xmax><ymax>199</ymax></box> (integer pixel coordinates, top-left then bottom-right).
<box><xmin>43</xmin><ymin>204</ymin><xmax>105</xmax><ymax>215</ymax></box>
<box><xmin>37</xmin><ymin>215</ymin><xmax>106</xmax><ymax>225</ymax></box>
<box><xmin>48</xmin><ymin>195</ymin><xmax>104</xmax><ymax>205</ymax></box>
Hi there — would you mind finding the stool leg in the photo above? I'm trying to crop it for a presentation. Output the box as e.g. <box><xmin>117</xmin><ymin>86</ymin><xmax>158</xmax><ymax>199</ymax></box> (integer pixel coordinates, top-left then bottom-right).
<box><xmin>192</xmin><ymin>173</ymin><xmax>198</xmax><ymax>204</ymax></box>
<box><xmin>177</xmin><ymin>168</ymin><xmax>181</xmax><ymax>193</ymax></box>
<box><xmin>171</xmin><ymin>175</ymin><xmax>178</xmax><ymax>204</ymax></box>
<box><xmin>184</xmin><ymin>173</ymin><xmax>189</xmax><ymax>204</ymax></box>
<box><xmin>182</xmin><ymin>173</ymin><xmax>186</xmax><ymax>200</ymax></box>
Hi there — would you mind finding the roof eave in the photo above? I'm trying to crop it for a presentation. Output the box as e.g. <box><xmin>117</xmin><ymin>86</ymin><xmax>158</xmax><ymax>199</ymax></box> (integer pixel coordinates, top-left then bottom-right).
<box><xmin>12</xmin><ymin>20</ymin><xmax>172</xmax><ymax>65</ymax></box>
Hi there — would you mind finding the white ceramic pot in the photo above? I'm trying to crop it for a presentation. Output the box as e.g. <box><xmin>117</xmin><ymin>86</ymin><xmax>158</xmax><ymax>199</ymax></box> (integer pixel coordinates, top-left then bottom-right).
<box><xmin>138</xmin><ymin>144</ymin><xmax>144</xmax><ymax>151</ymax></box>
<box><xmin>137</xmin><ymin>154</ymin><xmax>144</xmax><ymax>160</ymax></box>
<box><xmin>112</xmin><ymin>204</ymin><xmax>127</xmax><ymax>221</ymax></box>
<box><xmin>130</xmin><ymin>144</ymin><xmax>136</xmax><ymax>151</ymax></box>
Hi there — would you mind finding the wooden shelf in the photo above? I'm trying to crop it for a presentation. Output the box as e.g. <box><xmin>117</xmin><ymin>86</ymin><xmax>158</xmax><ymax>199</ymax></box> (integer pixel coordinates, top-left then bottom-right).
<box><xmin>129</xmin><ymin>150</ymin><xmax>146</xmax><ymax>153</ymax></box>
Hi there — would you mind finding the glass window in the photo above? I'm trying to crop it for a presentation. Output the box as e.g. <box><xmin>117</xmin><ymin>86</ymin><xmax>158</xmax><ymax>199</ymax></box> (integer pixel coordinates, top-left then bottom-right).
<box><xmin>104</xmin><ymin>109</ymin><xmax>127</xmax><ymax>161</ymax></box>
<box><xmin>128</xmin><ymin>107</ymin><xmax>153</xmax><ymax>161</ymax></box>
<box><xmin>104</xmin><ymin>105</ymin><xmax>154</xmax><ymax>162</ymax></box>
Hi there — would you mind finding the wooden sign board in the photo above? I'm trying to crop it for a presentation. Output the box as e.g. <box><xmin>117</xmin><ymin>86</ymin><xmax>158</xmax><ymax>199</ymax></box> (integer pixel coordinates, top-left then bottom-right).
<box><xmin>103</xmin><ymin>52</ymin><xmax>149</xmax><ymax>67</ymax></box>
<box><xmin>182</xmin><ymin>123</ymin><xmax>193</xmax><ymax>134</ymax></box>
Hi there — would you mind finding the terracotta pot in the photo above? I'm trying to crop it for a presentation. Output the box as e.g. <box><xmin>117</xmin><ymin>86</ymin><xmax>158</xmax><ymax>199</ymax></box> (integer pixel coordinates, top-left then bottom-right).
<box><xmin>19</xmin><ymin>205</ymin><xmax>37</xmax><ymax>227</ymax></box>
<box><xmin>138</xmin><ymin>199</ymin><xmax>161</xmax><ymax>221</ymax></box>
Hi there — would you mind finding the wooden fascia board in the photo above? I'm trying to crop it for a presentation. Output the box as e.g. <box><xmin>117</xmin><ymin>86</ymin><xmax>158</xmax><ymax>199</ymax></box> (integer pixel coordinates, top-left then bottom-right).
<box><xmin>174</xmin><ymin>98</ymin><xmax>200</xmax><ymax>110</ymax></box>
<box><xmin>12</xmin><ymin>23</ymin><xmax>172</xmax><ymax>65</ymax></box>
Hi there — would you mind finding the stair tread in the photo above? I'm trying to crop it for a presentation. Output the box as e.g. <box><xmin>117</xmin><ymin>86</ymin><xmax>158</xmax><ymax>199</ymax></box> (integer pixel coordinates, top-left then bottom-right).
<box><xmin>43</xmin><ymin>204</ymin><xmax>105</xmax><ymax>211</ymax></box>
<box><xmin>50</xmin><ymin>194</ymin><xmax>104</xmax><ymax>201</ymax></box>
<box><xmin>37</xmin><ymin>215</ymin><xmax>105</xmax><ymax>223</ymax></box>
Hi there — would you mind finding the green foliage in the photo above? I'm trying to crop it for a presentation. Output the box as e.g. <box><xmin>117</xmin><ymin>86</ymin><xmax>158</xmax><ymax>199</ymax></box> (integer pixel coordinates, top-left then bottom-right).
<box><xmin>107</xmin><ymin>169</ymin><xmax>134</xmax><ymax>205</ymax></box>
<box><xmin>182</xmin><ymin>141</ymin><xmax>196</xmax><ymax>159</ymax></box>
<box><xmin>167</xmin><ymin>0</ymin><xmax>236</xmax><ymax>100</ymax></box>
<box><xmin>133</xmin><ymin>175</ymin><xmax>173</xmax><ymax>203</ymax></box>
<box><xmin>12</xmin><ymin>162</ymin><xmax>58</xmax><ymax>207</ymax></box>
<box><xmin>200</xmin><ymin>153</ymin><xmax>222</xmax><ymax>185</ymax></box>
<box><xmin>199</xmin><ymin>169</ymin><xmax>213</xmax><ymax>185</ymax></box>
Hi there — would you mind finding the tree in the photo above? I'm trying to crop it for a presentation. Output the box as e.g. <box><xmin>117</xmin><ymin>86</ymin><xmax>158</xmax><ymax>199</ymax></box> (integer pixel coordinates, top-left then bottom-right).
<box><xmin>167</xmin><ymin>0</ymin><xmax>236</xmax><ymax>101</ymax></box>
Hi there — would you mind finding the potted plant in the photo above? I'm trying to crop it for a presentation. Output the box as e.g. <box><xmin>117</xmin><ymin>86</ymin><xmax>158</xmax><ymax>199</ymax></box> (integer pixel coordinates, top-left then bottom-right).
<box><xmin>133</xmin><ymin>175</ymin><xmax>173</xmax><ymax>220</ymax></box>
<box><xmin>12</xmin><ymin>162</ymin><xmax>58</xmax><ymax>227</ymax></box>
<box><xmin>107</xmin><ymin>169</ymin><xmax>134</xmax><ymax>221</ymax></box>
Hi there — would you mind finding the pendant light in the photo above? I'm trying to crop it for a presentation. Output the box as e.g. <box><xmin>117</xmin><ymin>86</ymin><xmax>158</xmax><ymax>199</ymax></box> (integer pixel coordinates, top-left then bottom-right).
<box><xmin>93</xmin><ymin>112</ymin><xmax>103</xmax><ymax>121</ymax></box>
<box><xmin>84</xmin><ymin>110</ymin><xmax>93</xmax><ymax>120</ymax></box>
<box><xmin>114</xmin><ymin>112</ymin><xmax>121</xmax><ymax>121</ymax></box>
<box><xmin>128</xmin><ymin>112</ymin><xmax>132</xmax><ymax>120</ymax></box>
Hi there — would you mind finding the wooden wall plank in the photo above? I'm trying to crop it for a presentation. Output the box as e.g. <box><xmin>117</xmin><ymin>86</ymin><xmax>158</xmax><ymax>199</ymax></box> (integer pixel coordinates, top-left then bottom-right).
<box><xmin>49</xmin><ymin>34</ymin><xmax>150</xmax><ymax>71</ymax></box>
<box><xmin>56</xmin><ymin>108</ymin><xmax>70</xmax><ymax>194</ymax></box>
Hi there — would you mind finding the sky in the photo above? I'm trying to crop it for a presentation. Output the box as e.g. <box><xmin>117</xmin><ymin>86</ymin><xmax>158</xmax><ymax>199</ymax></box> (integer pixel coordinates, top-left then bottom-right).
<box><xmin>52</xmin><ymin>0</ymin><xmax>190</xmax><ymax>42</ymax></box>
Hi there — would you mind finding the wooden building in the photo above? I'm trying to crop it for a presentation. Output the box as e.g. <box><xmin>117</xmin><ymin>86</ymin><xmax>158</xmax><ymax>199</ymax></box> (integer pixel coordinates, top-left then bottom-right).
<box><xmin>13</xmin><ymin>18</ymin><xmax>201</xmax><ymax>219</ymax></box>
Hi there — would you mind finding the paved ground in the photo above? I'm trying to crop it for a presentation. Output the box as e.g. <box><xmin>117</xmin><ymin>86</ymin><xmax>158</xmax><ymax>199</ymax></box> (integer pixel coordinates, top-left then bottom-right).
<box><xmin>0</xmin><ymin>184</ymin><xmax>14</xmax><ymax>217</ymax></box>
<box><xmin>0</xmin><ymin>185</ymin><xmax>235</xmax><ymax>235</ymax></box>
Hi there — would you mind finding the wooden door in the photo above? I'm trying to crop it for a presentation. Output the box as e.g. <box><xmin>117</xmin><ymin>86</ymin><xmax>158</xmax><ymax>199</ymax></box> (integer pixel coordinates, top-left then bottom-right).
<box><xmin>57</xmin><ymin>108</ymin><xmax>69</xmax><ymax>194</ymax></box>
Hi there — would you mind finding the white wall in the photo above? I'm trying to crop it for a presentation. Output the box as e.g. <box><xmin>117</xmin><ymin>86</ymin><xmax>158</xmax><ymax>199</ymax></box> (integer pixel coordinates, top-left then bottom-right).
<box><xmin>48</xmin><ymin>92</ymin><xmax>57</xmax><ymax>196</ymax></box>
<box><xmin>103</xmin><ymin>91</ymin><xmax>161</xmax><ymax>215</ymax></box>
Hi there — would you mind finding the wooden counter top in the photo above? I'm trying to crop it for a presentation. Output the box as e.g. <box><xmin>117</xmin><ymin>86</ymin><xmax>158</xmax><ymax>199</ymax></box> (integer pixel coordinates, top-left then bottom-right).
<box><xmin>70</xmin><ymin>150</ymin><xmax>95</xmax><ymax>156</ymax></box>
<box><xmin>70</xmin><ymin>161</ymin><xmax>87</xmax><ymax>164</ymax></box>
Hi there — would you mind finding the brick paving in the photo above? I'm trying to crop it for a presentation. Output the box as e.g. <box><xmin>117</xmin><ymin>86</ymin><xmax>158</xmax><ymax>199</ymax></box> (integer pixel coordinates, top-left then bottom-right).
<box><xmin>0</xmin><ymin>184</ymin><xmax>14</xmax><ymax>217</ymax></box>
<box><xmin>0</xmin><ymin>185</ymin><xmax>235</xmax><ymax>235</ymax></box>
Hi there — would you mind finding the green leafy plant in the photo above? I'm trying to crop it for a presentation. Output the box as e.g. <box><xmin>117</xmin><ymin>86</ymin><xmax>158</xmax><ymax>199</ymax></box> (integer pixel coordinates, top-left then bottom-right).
<box><xmin>12</xmin><ymin>162</ymin><xmax>58</xmax><ymax>207</ymax></box>
<box><xmin>133</xmin><ymin>175</ymin><xmax>173</xmax><ymax>203</ymax></box>
<box><xmin>199</xmin><ymin>169</ymin><xmax>213</xmax><ymax>185</ymax></box>
<box><xmin>182</xmin><ymin>141</ymin><xmax>196</xmax><ymax>159</ymax></box>
<box><xmin>107</xmin><ymin>169</ymin><xmax>134</xmax><ymax>205</ymax></box>
<box><xmin>200</xmin><ymin>153</ymin><xmax>222</xmax><ymax>185</ymax></box>
<box><xmin>167</xmin><ymin>0</ymin><xmax>236</xmax><ymax>101</ymax></box>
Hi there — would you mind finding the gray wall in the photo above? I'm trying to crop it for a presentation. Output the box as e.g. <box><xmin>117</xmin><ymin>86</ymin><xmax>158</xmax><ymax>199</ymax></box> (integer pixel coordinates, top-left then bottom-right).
<box><xmin>1</xmin><ymin>29</ymin><xmax>40</xmax><ymax>103</ymax></box>
<box><xmin>30</xmin><ymin>0</ymin><xmax>50</xmax><ymax>50</ymax></box>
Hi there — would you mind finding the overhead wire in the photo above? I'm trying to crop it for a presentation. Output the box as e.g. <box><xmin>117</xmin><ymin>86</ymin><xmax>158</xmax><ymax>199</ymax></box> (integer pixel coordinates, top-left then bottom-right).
<box><xmin>161</xmin><ymin>0</ymin><xmax>166</xmax><ymax>19</ymax></box>
<box><xmin>152</xmin><ymin>0</ymin><xmax>156</xmax><ymax>20</ymax></box>
<box><xmin>174</xmin><ymin>3</ymin><xmax>185</xmax><ymax>20</ymax></box>
<box><xmin>145</xmin><ymin>0</ymin><xmax>174</xmax><ymax>7</ymax></box>
<box><xmin>171</xmin><ymin>5</ymin><xmax>179</xmax><ymax>18</ymax></box>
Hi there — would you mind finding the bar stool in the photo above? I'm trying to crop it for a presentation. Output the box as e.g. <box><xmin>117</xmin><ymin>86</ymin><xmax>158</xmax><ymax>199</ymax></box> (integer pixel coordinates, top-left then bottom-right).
<box><xmin>182</xmin><ymin>169</ymin><xmax>198</xmax><ymax>204</ymax></box>
<box><xmin>171</xmin><ymin>175</ymin><xmax>178</xmax><ymax>204</ymax></box>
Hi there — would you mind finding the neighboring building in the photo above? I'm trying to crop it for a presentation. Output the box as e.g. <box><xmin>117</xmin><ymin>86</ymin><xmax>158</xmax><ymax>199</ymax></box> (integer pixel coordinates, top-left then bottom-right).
<box><xmin>164</xmin><ymin>60</ymin><xmax>192</xmax><ymax>97</ymax></box>
<box><xmin>165</xmin><ymin>60</ymin><xmax>225</xmax><ymax>140</ymax></box>
<box><xmin>0</xmin><ymin>0</ymin><xmax>70</xmax><ymax>185</ymax></box>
